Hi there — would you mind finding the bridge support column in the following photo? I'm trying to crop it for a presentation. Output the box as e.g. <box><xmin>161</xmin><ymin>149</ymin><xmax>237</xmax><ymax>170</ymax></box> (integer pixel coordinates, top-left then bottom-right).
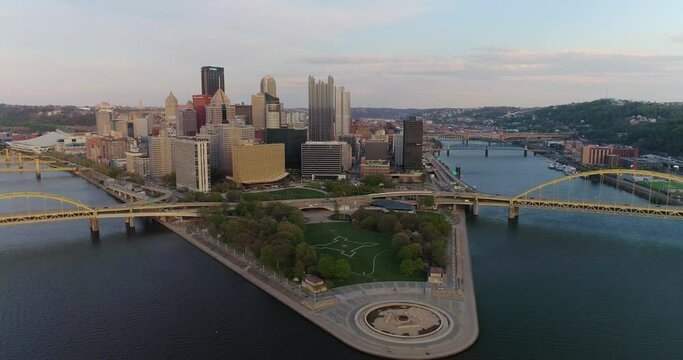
<box><xmin>446</xmin><ymin>149</ymin><xmax>450</xmax><ymax>157</ymax></box>
<box><xmin>485</xmin><ymin>148</ymin><xmax>489</xmax><ymax>157</ymax></box>
<box><xmin>508</xmin><ymin>205</ymin><xmax>519</xmax><ymax>221</ymax></box>
<box><xmin>90</xmin><ymin>217</ymin><xmax>99</xmax><ymax>234</ymax></box>
<box><xmin>523</xmin><ymin>149</ymin><xmax>528</xmax><ymax>157</ymax></box>
<box><xmin>472</xmin><ymin>198</ymin><xmax>479</xmax><ymax>216</ymax></box>
<box><xmin>125</xmin><ymin>217</ymin><xmax>135</xmax><ymax>230</ymax></box>
<box><xmin>35</xmin><ymin>171</ymin><xmax>41</xmax><ymax>180</ymax></box>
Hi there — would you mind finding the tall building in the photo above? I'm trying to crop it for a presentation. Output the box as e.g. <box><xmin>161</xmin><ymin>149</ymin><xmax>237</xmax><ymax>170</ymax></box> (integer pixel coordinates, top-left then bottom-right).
<box><xmin>402</xmin><ymin>116</ymin><xmax>423</xmax><ymax>171</ymax></box>
<box><xmin>192</xmin><ymin>94</ymin><xmax>212</xmax><ymax>129</ymax></box>
<box><xmin>334</xmin><ymin>86</ymin><xmax>351</xmax><ymax>138</ymax></box>
<box><xmin>205</xmin><ymin>89</ymin><xmax>235</xmax><ymax>125</ymax></box>
<box><xmin>235</xmin><ymin>104</ymin><xmax>252</xmax><ymax>125</ymax></box>
<box><xmin>176</xmin><ymin>107</ymin><xmax>198</xmax><ymax>136</ymax></box>
<box><xmin>265</xmin><ymin>93</ymin><xmax>282</xmax><ymax>129</ymax></box>
<box><xmin>393</xmin><ymin>133</ymin><xmax>404</xmax><ymax>167</ymax></box>
<box><xmin>201</xmin><ymin>66</ymin><xmax>225</xmax><ymax>96</ymax></box>
<box><xmin>581</xmin><ymin>145</ymin><xmax>612</xmax><ymax>166</ymax></box>
<box><xmin>260</xmin><ymin>75</ymin><xmax>276</xmax><ymax>96</ymax></box>
<box><xmin>251</xmin><ymin>93</ymin><xmax>266</xmax><ymax>138</ymax></box>
<box><xmin>231</xmin><ymin>142</ymin><xmax>287</xmax><ymax>185</ymax></box>
<box><xmin>101</xmin><ymin>137</ymin><xmax>127</xmax><ymax>161</ymax></box>
<box><xmin>174</xmin><ymin>137</ymin><xmax>210</xmax><ymax>193</ymax></box>
<box><xmin>165</xmin><ymin>91</ymin><xmax>178</xmax><ymax>123</ymax></box>
<box><xmin>364</xmin><ymin>139</ymin><xmax>389</xmax><ymax>161</ymax></box>
<box><xmin>96</xmin><ymin>108</ymin><xmax>113</xmax><ymax>136</ymax></box>
<box><xmin>133</xmin><ymin>117</ymin><xmax>149</xmax><ymax>138</ymax></box>
<box><xmin>199</xmin><ymin>122</ymin><xmax>254</xmax><ymax>175</ymax></box>
<box><xmin>301</xmin><ymin>141</ymin><xmax>351</xmax><ymax>179</ymax></box>
<box><xmin>265</xmin><ymin>128</ymin><xmax>307</xmax><ymax>169</ymax></box>
<box><xmin>308</xmin><ymin>75</ymin><xmax>335</xmax><ymax>141</ymax></box>
<box><xmin>149</xmin><ymin>131</ymin><xmax>174</xmax><ymax>177</ymax></box>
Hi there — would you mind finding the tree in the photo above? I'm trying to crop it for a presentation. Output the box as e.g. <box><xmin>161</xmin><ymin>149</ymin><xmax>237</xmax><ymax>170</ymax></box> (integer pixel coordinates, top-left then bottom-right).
<box><xmin>392</xmin><ymin>232</ymin><xmax>411</xmax><ymax>249</ymax></box>
<box><xmin>360</xmin><ymin>216</ymin><xmax>376</xmax><ymax>231</ymax></box>
<box><xmin>295</xmin><ymin>242</ymin><xmax>318</xmax><ymax>270</ymax></box>
<box><xmin>317</xmin><ymin>255</ymin><xmax>336</xmax><ymax>279</ymax></box>
<box><xmin>418</xmin><ymin>195</ymin><xmax>435</xmax><ymax>208</ymax></box>
<box><xmin>398</xmin><ymin>243</ymin><xmax>422</xmax><ymax>260</ymax></box>
<box><xmin>400</xmin><ymin>258</ymin><xmax>424</xmax><ymax>276</ymax></box>
<box><xmin>376</xmin><ymin>213</ymin><xmax>398</xmax><ymax>233</ymax></box>
<box><xmin>334</xmin><ymin>259</ymin><xmax>351</xmax><ymax>279</ymax></box>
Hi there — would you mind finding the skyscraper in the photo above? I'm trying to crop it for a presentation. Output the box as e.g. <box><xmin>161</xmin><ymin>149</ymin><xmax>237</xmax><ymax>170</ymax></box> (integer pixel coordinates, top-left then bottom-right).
<box><xmin>402</xmin><ymin>116</ymin><xmax>423</xmax><ymax>171</ymax></box>
<box><xmin>265</xmin><ymin>93</ymin><xmax>282</xmax><ymax>129</ymax></box>
<box><xmin>251</xmin><ymin>93</ymin><xmax>266</xmax><ymax>139</ymax></box>
<box><xmin>205</xmin><ymin>89</ymin><xmax>235</xmax><ymax>125</ymax></box>
<box><xmin>334</xmin><ymin>86</ymin><xmax>351</xmax><ymax>138</ymax></box>
<box><xmin>164</xmin><ymin>91</ymin><xmax>178</xmax><ymax>123</ymax></box>
<box><xmin>308</xmin><ymin>75</ymin><xmax>335</xmax><ymax>141</ymax></box>
<box><xmin>192</xmin><ymin>94</ymin><xmax>212</xmax><ymax>129</ymax></box>
<box><xmin>173</xmin><ymin>137</ymin><xmax>210</xmax><ymax>193</ymax></box>
<box><xmin>201</xmin><ymin>66</ymin><xmax>225</xmax><ymax>96</ymax></box>
<box><xmin>95</xmin><ymin>108</ymin><xmax>113</xmax><ymax>136</ymax></box>
<box><xmin>176</xmin><ymin>107</ymin><xmax>198</xmax><ymax>136</ymax></box>
<box><xmin>149</xmin><ymin>130</ymin><xmax>174</xmax><ymax>177</ymax></box>
<box><xmin>260</xmin><ymin>75</ymin><xmax>276</xmax><ymax>96</ymax></box>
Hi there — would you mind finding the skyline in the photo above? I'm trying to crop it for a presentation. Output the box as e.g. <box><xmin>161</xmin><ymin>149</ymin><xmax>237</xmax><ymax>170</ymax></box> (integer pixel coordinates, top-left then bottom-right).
<box><xmin>2</xmin><ymin>0</ymin><xmax>683</xmax><ymax>108</ymax></box>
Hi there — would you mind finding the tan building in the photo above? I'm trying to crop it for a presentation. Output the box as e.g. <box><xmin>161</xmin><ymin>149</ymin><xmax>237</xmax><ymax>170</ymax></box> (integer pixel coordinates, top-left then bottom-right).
<box><xmin>581</xmin><ymin>145</ymin><xmax>612</xmax><ymax>166</ymax></box>
<box><xmin>260</xmin><ymin>75</ymin><xmax>276</xmax><ymax>96</ymax></box>
<box><xmin>165</xmin><ymin>91</ymin><xmax>178</xmax><ymax>124</ymax></box>
<box><xmin>149</xmin><ymin>131</ymin><xmax>174</xmax><ymax>177</ymax></box>
<box><xmin>334</xmin><ymin>86</ymin><xmax>351</xmax><ymax>138</ymax></box>
<box><xmin>231</xmin><ymin>142</ymin><xmax>287</xmax><ymax>184</ymax></box>
<box><xmin>360</xmin><ymin>160</ymin><xmax>390</xmax><ymax>177</ymax></box>
<box><xmin>251</xmin><ymin>93</ymin><xmax>266</xmax><ymax>134</ymax></box>
<box><xmin>206</xmin><ymin>89</ymin><xmax>235</xmax><ymax>125</ymax></box>
<box><xmin>173</xmin><ymin>137</ymin><xmax>210</xmax><ymax>193</ymax></box>
<box><xmin>95</xmin><ymin>109</ymin><xmax>113</xmax><ymax>136</ymax></box>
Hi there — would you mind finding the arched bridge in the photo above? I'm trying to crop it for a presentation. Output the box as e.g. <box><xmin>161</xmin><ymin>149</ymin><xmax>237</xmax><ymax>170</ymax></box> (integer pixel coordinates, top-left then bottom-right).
<box><xmin>368</xmin><ymin>169</ymin><xmax>683</xmax><ymax>220</ymax></box>
<box><xmin>0</xmin><ymin>192</ymin><xmax>221</xmax><ymax>232</ymax></box>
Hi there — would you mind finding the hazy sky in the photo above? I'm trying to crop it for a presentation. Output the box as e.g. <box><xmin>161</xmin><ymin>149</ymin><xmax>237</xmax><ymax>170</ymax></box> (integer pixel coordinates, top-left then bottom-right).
<box><xmin>2</xmin><ymin>0</ymin><xmax>683</xmax><ymax>108</ymax></box>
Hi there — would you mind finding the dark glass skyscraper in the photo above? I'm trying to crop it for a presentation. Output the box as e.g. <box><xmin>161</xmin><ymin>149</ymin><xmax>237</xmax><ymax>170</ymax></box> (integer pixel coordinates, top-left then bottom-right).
<box><xmin>402</xmin><ymin>116</ymin><xmax>423</xmax><ymax>171</ymax></box>
<box><xmin>201</xmin><ymin>66</ymin><xmax>225</xmax><ymax>96</ymax></box>
<box><xmin>308</xmin><ymin>75</ymin><xmax>335</xmax><ymax>141</ymax></box>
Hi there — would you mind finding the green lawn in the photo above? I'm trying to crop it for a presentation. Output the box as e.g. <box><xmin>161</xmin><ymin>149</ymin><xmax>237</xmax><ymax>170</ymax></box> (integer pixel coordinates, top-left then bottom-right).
<box><xmin>305</xmin><ymin>223</ymin><xmax>425</xmax><ymax>287</ymax></box>
<box><xmin>638</xmin><ymin>181</ymin><xmax>683</xmax><ymax>192</ymax></box>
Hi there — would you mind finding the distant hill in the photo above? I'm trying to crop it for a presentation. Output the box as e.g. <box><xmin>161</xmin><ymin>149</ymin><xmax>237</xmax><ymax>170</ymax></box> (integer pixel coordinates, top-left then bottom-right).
<box><xmin>352</xmin><ymin>107</ymin><xmax>423</xmax><ymax>120</ymax></box>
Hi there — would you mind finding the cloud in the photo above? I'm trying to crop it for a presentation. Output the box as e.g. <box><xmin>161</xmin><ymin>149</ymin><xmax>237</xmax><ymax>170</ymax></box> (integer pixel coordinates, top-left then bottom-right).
<box><xmin>671</xmin><ymin>34</ymin><xmax>683</xmax><ymax>43</ymax></box>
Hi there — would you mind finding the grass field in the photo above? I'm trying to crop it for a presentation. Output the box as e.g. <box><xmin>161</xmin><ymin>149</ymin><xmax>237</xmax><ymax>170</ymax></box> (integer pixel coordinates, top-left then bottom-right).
<box><xmin>265</xmin><ymin>188</ymin><xmax>327</xmax><ymax>200</ymax></box>
<box><xmin>638</xmin><ymin>181</ymin><xmax>683</xmax><ymax>193</ymax></box>
<box><xmin>305</xmin><ymin>223</ymin><xmax>424</xmax><ymax>286</ymax></box>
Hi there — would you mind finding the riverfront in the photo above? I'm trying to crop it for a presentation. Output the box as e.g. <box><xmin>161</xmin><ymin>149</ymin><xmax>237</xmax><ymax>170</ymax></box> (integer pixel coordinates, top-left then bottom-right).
<box><xmin>2</xmin><ymin>150</ymin><xmax>683</xmax><ymax>359</ymax></box>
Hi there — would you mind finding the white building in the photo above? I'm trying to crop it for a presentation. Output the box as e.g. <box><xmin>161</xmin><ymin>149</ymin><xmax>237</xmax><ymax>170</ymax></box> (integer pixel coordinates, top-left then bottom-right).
<box><xmin>173</xmin><ymin>137</ymin><xmax>210</xmax><ymax>193</ymax></box>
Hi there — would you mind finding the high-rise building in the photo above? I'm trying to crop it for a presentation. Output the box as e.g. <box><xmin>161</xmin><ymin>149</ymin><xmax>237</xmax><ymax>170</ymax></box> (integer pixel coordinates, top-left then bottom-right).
<box><xmin>308</xmin><ymin>75</ymin><xmax>335</xmax><ymax>141</ymax></box>
<box><xmin>199</xmin><ymin>122</ymin><xmax>254</xmax><ymax>175</ymax></box>
<box><xmin>265</xmin><ymin>93</ymin><xmax>282</xmax><ymax>129</ymax></box>
<box><xmin>176</xmin><ymin>107</ymin><xmax>198</xmax><ymax>136</ymax></box>
<box><xmin>174</xmin><ymin>137</ymin><xmax>210</xmax><ymax>193</ymax></box>
<box><xmin>101</xmin><ymin>137</ymin><xmax>127</xmax><ymax>161</ymax></box>
<box><xmin>165</xmin><ymin>91</ymin><xmax>178</xmax><ymax>123</ymax></box>
<box><xmin>334</xmin><ymin>86</ymin><xmax>351</xmax><ymax>138</ymax></box>
<box><xmin>201</xmin><ymin>66</ymin><xmax>225</xmax><ymax>96</ymax></box>
<box><xmin>231</xmin><ymin>142</ymin><xmax>287</xmax><ymax>185</ymax></box>
<box><xmin>260</xmin><ymin>75</ymin><xmax>276</xmax><ymax>96</ymax></box>
<box><xmin>192</xmin><ymin>94</ymin><xmax>212</xmax><ymax>129</ymax></box>
<box><xmin>149</xmin><ymin>131</ymin><xmax>174</xmax><ymax>177</ymax></box>
<box><xmin>393</xmin><ymin>133</ymin><xmax>404</xmax><ymax>167</ymax></box>
<box><xmin>402</xmin><ymin>116</ymin><xmax>423</xmax><ymax>171</ymax></box>
<box><xmin>301</xmin><ymin>141</ymin><xmax>351</xmax><ymax>179</ymax></box>
<box><xmin>364</xmin><ymin>139</ymin><xmax>389</xmax><ymax>161</ymax></box>
<box><xmin>265</xmin><ymin>128</ymin><xmax>307</xmax><ymax>169</ymax></box>
<box><xmin>251</xmin><ymin>93</ymin><xmax>266</xmax><ymax>138</ymax></box>
<box><xmin>235</xmin><ymin>104</ymin><xmax>252</xmax><ymax>125</ymax></box>
<box><xmin>96</xmin><ymin>108</ymin><xmax>113</xmax><ymax>136</ymax></box>
<box><xmin>205</xmin><ymin>89</ymin><xmax>235</xmax><ymax>125</ymax></box>
<box><xmin>133</xmin><ymin>117</ymin><xmax>149</xmax><ymax>138</ymax></box>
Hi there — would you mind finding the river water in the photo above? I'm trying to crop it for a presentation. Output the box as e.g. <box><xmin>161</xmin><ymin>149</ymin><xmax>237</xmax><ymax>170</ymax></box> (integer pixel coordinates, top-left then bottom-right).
<box><xmin>1</xmin><ymin>148</ymin><xmax>682</xmax><ymax>359</ymax></box>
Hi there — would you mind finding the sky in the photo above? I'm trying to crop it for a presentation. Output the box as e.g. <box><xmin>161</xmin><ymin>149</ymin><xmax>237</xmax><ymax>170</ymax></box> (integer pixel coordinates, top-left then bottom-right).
<box><xmin>1</xmin><ymin>0</ymin><xmax>683</xmax><ymax>108</ymax></box>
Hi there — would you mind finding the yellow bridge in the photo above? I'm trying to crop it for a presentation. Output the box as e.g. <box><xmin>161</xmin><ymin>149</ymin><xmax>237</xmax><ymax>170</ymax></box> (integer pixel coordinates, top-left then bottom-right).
<box><xmin>2</xmin><ymin>149</ymin><xmax>78</xmax><ymax>179</ymax></box>
<box><xmin>0</xmin><ymin>192</ymin><xmax>220</xmax><ymax>233</ymax></box>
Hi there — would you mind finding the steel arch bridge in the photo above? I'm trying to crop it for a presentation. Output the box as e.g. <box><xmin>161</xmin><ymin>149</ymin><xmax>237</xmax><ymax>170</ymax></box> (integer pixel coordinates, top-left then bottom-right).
<box><xmin>0</xmin><ymin>192</ymin><xmax>219</xmax><ymax>231</ymax></box>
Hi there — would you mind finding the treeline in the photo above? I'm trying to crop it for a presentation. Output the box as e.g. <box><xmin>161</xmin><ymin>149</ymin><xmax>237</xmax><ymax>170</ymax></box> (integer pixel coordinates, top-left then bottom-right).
<box><xmin>203</xmin><ymin>201</ymin><xmax>351</xmax><ymax>281</ymax></box>
<box><xmin>0</xmin><ymin>104</ymin><xmax>95</xmax><ymax>132</ymax></box>
<box><xmin>350</xmin><ymin>209</ymin><xmax>451</xmax><ymax>275</ymax></box>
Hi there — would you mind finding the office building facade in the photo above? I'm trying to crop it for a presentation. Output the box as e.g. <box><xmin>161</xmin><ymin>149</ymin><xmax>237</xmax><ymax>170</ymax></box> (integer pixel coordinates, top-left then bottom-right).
<box><xmin>192</xmin><ymin>94</ymin><xmax>212</xmax><ymax>129</ymax></box>
<box><xmin>201</xmin><ymin>66</ymin><xmax>225</xmax><ymax>97</ymax></box>
<box><xmin>174</xmin><ymin>137</ymin><xmax>210</xmax><ymax>193</ymax></box>
<box><xmin>260</xmin><ymin>75</ymin><xmax>276</xmax><ymax>96</ymax></box>
<box><xmin>402</xmin><ymin>116</ymin><xmax>423</xmax><ymax>171</ymax></box>
<box><xmin>334</xmin><ymin>86</ymin><xmax>351</xmax><ymax>138</ymax></box>
<box><xmin>96</xmin><ymin>109</ymin><xmax>113</xmax><ymax>136</ymax></box>
<box><xmin>149</xmin><ymin>131</ymin><xmax>174</xmax><ymax>177</ymax></box>
<box><xmin>301</xmin><ymin>141</ymin><xmax>350</xmax><ymax>179</ymax></box>
<box><xmin>393</xmin><ymin>133</ymin><xmax>404</xmax><ymax>167</ymax></box>
<box><xmin>265</xmin><ymin>128</ymin><xmax>307</xmax><ymax>169</ymax></box>
<box><xmin>232</xmin><ymin>142</ymin><xmax>287</xmax><ymax>184</ymax></box>
<box><xmin>265</xmin><ymin>93</ymin><xmax>282</xmax><ymax>129</ymax></box>
<box><xmin>205</xmin><ymin>89</ymin><xmax>235</xmax><ymax>125</ymax></box>
<box><xmin>176</xmin><ymin>107</ymin><xmax>198</xmax><ymax>137</ymax></box>
<box><xmin>364</xmin><ymin>139</ymin><xmax>389</xmax><ymax>161</ymax></box>
<box><xmin>308</xmin><ymin>75</ymin><xmax>335</xmax><ymax>141</ymax></box>
<box><xmin>165</xmin><ymin>91</ymin><xmax>178</xmax><ymax>123</ymax></box>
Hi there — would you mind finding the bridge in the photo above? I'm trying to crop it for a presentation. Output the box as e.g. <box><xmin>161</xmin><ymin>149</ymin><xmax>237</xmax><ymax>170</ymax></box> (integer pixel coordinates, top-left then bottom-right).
<box><xmin>425</xmin><ymin>131</ymin><xmax>572</xmax><ymax>143</ymax></box>
<box><xmin>424</xmin><ymin>143</ymin><xmax>546</xmax><ymax>157</ymax></box>
<box><xmin>0</xmin><ymin>192</ymin><xmax>220</xmax><ymax>233</ymax></box>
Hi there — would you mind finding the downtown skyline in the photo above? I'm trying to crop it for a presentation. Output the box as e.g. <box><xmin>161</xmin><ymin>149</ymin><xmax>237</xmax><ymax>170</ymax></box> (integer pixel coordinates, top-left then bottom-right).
<box><xmin>2</xmin><ymin>0</ymin><xmax>683</xmax><ymax>108</ymax></box>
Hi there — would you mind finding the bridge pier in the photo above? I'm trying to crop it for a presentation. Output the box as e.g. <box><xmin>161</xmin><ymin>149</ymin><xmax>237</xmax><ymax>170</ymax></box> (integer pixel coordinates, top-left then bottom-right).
<box><xmin>90</xmin><ymin>217</ymin><xmax>99</xmax><ymax>234</ymax></box>
<box><xmin>472</xmin><ymin>198</ymin><xmax>479</xmax><ymax>216</ymax></box>
<box><xmin>485</xmin><ymin>148</ymin><xmax>489</xmax><ymax>157</ymax></box>
<box><xmin>508</xmin><ymin>205</ymin><xmax>519</xmax><ymax>221</ymax></box>
<box><xmin>447</xmin><ymin>149</ymin><xmax>450</xmax><ymax>157</ymax></box>
<box><xmin>35</xmin><ymin>171</ymin><xmax>41</xmax><ymax>180</ymax></box>
<box><xmin>523</xmin><ymin>149</ymin><xmax>528</xmax><ymax>157</ymax></box>
<box><xmin>125</xmin><ymin>217</ymin><xmax>135</xmax><ymax>230</ymax></box>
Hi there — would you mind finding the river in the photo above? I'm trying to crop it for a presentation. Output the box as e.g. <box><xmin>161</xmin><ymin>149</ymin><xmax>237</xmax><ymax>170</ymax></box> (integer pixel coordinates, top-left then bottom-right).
<box><xmin>1</xmin><ymin>148</ymin><xmax>682</xmax><ymax>359</ymax></box>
